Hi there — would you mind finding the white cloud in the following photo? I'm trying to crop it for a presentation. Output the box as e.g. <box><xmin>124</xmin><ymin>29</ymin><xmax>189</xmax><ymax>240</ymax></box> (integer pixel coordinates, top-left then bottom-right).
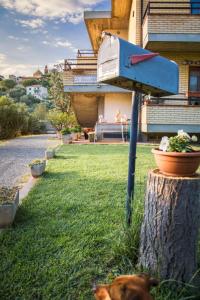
<box><xmin>0</xmin><ymin>0</ymin><xmax>104</xmax><ymax>24</ymax></box>
<box><xmin>55</xmin><ymin>41</ymin><xmax>72</xmax><ymax>48</ymax></box>
<box><xmin>42</xmin><ymin>37</ymin><xmax>76</xmax><ymax>51</ymax></box>
<box><xmin>0</xmin><ymin>53</ymin><xmax>7</xmax><ymax>63</ymax></box>
<box><xmin>17</xmin><ymin>18</ymin><xmax>44</xmax><ymax>29</ymax></box>
<box><xmin>8</xmin><ymin>35</ymin><xmax>19</xmax><ymax>40</ymax></box>
<box><xmin>42</xmin><ymin>40</ymin><xmax>50</xmax><ymax>45</ymax></box>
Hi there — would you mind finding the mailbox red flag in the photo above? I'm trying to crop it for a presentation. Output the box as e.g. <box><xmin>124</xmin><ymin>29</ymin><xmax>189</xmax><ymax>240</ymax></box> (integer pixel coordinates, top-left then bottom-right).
<box><xmin>131</xmin><ymin>53</ymin><xmax>159</xmax><ymax>65</ymax></box>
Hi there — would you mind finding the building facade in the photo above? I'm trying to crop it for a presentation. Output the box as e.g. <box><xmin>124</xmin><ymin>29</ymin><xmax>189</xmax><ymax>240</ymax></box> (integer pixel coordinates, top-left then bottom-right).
<box><xmin>26</xmin><ymin>85</ymin><xmax>48</xmax><ymax>100</ymax></box>
<box><xmin>63</xmin><ymin>0</ymin><xmax>200</xmax><ymax>140</ymax></box>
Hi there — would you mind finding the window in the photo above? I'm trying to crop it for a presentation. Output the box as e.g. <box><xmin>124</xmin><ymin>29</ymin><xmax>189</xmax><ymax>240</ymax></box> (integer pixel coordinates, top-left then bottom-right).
<box><xmin>189</xmin><ymin>67</ymin><xmax>200</xmax><ymax>105</ymax></box>
<box><xmin>189</xmin><ymin>68</ymin><xmax>200</xmax><ymax>92</ymax></box>
<box><xmin>191</xmin><ymin>0</ymin><xmax>200</xmax><ymax>14</ymax></box>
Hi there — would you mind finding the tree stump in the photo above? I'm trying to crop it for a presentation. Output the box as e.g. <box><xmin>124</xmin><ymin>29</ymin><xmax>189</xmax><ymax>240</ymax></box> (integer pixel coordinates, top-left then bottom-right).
<box><xmin>139</xmin><ymin>169</ymin><xmax>200</xmax><ymax>283</ymax></box>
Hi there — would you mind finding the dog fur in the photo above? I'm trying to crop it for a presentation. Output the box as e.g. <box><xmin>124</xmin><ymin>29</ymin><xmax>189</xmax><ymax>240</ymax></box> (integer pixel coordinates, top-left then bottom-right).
<box><xmin>93</xmin><ymin>274</ymin><xmax>159</xmax><ymax>300</ymax></box>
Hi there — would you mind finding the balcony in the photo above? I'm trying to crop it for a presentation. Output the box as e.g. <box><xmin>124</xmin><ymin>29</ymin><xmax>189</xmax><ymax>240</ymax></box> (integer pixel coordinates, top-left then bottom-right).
<box><xmin>141</xmin><ymin>98</ymin><xmax>200</xmax><ymax>134</ymax></box>
<box><xmin>142</xmin><ymin>1</ymin><xmax>200</xmax><ymax>52</ymax></box>
<box><xmin>63</xmin><ymin>49</ymin><xmax>129</xmax><ymax>93</ymax></box>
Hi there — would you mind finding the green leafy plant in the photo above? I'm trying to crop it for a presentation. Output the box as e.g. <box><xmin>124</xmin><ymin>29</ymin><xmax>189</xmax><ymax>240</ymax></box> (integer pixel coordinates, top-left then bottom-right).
<box><xmin>61</xmin><ymin>128</ymin><xmax>71</xmax><ymax>135</ymax></box>
<box><xmin>29</xmin><ymin>159</ymin><xmax>45</xmax><ymax>167</ymax></box>
<box><xmin>0</xmin><ymin>187</ymin><xmax>18</xmax><ymax>205</ymax></box>
<box><xmin>159</xmin><ymin>130</ymin><xmax>198</xmax><ymax>153</ymax></box>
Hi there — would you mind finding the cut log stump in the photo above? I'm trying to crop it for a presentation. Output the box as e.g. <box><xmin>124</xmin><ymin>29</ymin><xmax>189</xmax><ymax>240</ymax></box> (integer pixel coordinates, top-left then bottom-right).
<box><xmin>139</xmin><ymin>169</ymin><xmax>200</xmax><ymax>283</ymax></box>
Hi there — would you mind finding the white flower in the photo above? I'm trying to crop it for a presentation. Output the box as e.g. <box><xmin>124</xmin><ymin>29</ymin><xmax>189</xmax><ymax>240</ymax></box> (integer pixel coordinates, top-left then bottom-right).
<box><xmin>177</xmin><ymin>130</ymin><xmax>190</xmax><ymax>139</ymax></box>
<box><xmin>191</xmin><ymin>135</ymin><xmax>198</xmax><ymax>142</ymax></box>
<box><xmin>159</xmin><ymin>136</ymin><xmax>169</xmax><ymax>152</ymax></box>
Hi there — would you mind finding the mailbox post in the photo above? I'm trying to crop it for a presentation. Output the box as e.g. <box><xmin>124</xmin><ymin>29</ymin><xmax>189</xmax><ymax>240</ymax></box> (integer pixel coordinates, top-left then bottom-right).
<box><xmin>97</xmin><ymin>33</ymin><xmax>179</xmax><ymax>226</ymax></box>
<box><xmin>126</xmin><ymin>91</ymin><xmax>140</xmax><ymax>225</ymax></box>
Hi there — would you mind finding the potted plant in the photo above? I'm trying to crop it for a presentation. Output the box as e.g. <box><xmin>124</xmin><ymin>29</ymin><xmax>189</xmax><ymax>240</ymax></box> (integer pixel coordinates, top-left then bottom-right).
<box><xmin>0</xmin><ymin>187</ymin><xmax>19</xmax><ymax>228</ymax></box>
<box><xmin>61</xmin><ymin>128</ymin><xmax>72</xmax><ymax>144</ymax></box>
<box><xmin>29</xmin><ymin>159</ymin><xmax>46</xmax><ymax>178</ymax></box>
<box><xmin>71</xmin><ymin>125</ymin><xmax>82</xmax><ymax>141</ymax></box>
<box><xmin>45</xmin><ymin>147</ymin><xmax>55</xmax><ymax>159</ymax></box>
<box><xmin>152</xmin><ymin>130</ymin><xmax>200</xmax><ymax>177</ymax></box>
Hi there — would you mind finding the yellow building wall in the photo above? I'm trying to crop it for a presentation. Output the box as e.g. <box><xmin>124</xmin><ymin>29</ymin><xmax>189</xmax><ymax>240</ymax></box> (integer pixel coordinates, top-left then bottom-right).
<box><xmin>103</xmin><ymin>29</ymin><xmax>128</xmax><ymax>40</ymax></box>
<box><xmin>160</xmin><ymin>52</ymin><xmax>200</xmax><ymax>96</ymax></box>
<box><xmin>141</xmin><ymin>105</ymin><xmax>200</xmax><ymax>132</ymax></box>
<box><xmin>128</xmin><ymin>0</ymin><xmax>142</xmax><ymax>45</ymax></box>
<box><xmin>103</xmin><ymin>93</ymin><xmax>132</xmax><ymax>122</ymax></box>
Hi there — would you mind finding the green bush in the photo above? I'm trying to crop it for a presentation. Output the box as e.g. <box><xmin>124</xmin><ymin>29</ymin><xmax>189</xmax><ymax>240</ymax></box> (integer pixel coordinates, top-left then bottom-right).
<box><xmin>0</xmin><ymin>96</ymin><xmax>45</xmax><ymax>139</ymax></box>
<box><xmin>0</xmin><ymin>97</ymin><xmax>26</xmax><ymax>138</ymax></box>
<box><xmin>61</xmin><ymin>128</ymin><xmax>71</xmax><ymax>135</ymax></box>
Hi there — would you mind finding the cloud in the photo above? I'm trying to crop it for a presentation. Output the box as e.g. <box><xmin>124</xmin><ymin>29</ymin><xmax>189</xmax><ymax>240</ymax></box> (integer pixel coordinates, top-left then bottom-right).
<box><xmin>42</xmin><ymin>38</ymin><xmax>76</xmax><ymax>51</ymax></box>
<box><xmin>0</xmin><ymin>0</ymin><xmax>104</xmax><ymax>24</ymax></box>
<box><xmin>55</xmin><ymin>41</ymin><xmax>72</xmax><ymax>48</ymax></box>
<box><xmin>17</xmin><ymin>18</ymin><xmax>44</xmax><ymax>29</ymax></box>
<box><xmin>0</xmin><ymin>53</ymin><xmax>7</xmax><ymax>63</ymax></box>
<box><xmin>8</xmin><ymin>35</ymin><xmax>19</xmax><ymax>40</ymax></box>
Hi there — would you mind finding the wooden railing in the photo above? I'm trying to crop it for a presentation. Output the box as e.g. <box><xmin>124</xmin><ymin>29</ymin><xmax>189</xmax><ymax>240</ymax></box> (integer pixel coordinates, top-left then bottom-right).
<box><xmin>64</xmin><ymin>58</ymin><xmax>97</xmax><ymax>71</ymax></box>
<box><xmin>143</xmin><ymin>1</ymin><xmax>200</xmax><ymax>19</ymax></box>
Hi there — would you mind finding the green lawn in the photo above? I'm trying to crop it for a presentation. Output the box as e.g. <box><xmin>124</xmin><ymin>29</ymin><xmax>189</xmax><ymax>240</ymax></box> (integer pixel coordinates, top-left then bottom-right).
<box><xmin>0</xmin><ymin>145</ymin><xmax>199</xmax><ymax>300</ymax></box>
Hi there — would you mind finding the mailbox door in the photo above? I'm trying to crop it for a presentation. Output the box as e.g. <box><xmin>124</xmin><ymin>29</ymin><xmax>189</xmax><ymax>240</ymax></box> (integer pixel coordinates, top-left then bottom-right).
<box><xmin>97</xmin><ymin>35</ymin><xmax>120</xmax><ymax>82</ymax></box>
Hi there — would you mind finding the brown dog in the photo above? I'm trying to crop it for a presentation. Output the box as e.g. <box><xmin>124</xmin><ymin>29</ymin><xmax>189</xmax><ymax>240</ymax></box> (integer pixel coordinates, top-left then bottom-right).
<box><xmin>93</xmin><ymin>274</ymin><xmax>159</xmax><ymax>300</ymax></box>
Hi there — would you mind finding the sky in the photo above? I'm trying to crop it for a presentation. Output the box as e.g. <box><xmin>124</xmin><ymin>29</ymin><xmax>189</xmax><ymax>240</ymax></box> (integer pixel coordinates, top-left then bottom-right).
<box><xmin>0</xmin><ymin>0</ymin><xmax>110</xmax><ymax>77</ymax></box>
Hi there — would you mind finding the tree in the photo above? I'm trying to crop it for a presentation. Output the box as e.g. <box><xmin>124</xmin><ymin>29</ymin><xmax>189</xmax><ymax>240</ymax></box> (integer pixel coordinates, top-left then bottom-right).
<box><xmin>20</xmin><ymin>94</ymin><xmax>40</xmax><ymax>106</ymax></box>
<box><xmin>0</xmin><ymin>79</ymin><xmax>16</xmax><ymax>90</ymax></box>
<box><xmin>33</xmin><ymin>103</ymin><xmax>47</xmax><ymax>120</ymax></box>
<box><xmin>49</xmin><ymin>72</ymin><xmax>71</xmax><ymax>112</ymax></box>
<box><xmin>47</xmin><ymin>109</ymin><xmax>77</xmax><ymax>131</ymax></box>
<box><xmin>22</xmin><ymin>79</ymin><xmax>39</xmax><ymax>87</ymax></box>
<box><xmin>9</xmin><ymin>87</ymin><xmax>26</xmax><ymax>102</ymax></box>
<box><xmin>0</xmin><ymin>96</ymin><xmax>27</xmax><ymax>138</ymax></box>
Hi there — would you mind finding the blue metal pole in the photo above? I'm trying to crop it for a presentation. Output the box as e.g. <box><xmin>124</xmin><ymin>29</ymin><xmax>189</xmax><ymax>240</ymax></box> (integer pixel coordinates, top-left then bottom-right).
<box><xmin>126</xmin><ymin>91</ymin><xmax>140</xmax><ymax>226</ymax></box>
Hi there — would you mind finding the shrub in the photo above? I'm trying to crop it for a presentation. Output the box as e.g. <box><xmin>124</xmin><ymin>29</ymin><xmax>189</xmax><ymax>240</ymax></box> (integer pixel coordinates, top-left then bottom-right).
<box><xmin>0</xmin><ymin>97</ymin><xmax>26</xmax><ymax>139</ymax></box>
<box><xmin>48</xmin><ymin>109</ymin><xmax>77</xmax><ymax>131</ymax></box>
<box><xmin>0</xmin><ymin>96</ymin><xmax>45</xmax><ymax>139</ymax></box>
<box><xmin>61</xmin><ymin>128</ymin><xmax>71</xmax><ymax>135</ymax></box>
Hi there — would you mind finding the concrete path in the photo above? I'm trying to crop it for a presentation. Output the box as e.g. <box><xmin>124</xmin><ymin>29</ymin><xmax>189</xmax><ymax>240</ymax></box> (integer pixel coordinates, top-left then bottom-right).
<box><xmin>0</xmin><ymin>134</ymin><xmax>59</xmax><ymax>187</ymax></box>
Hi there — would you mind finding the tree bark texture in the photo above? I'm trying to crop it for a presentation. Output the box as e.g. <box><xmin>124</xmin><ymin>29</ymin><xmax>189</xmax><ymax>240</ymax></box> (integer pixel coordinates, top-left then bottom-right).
<box><xmin>139</xmin><ymin>169</ymin><xmax>200</xmax><ymax>283</ymax></box>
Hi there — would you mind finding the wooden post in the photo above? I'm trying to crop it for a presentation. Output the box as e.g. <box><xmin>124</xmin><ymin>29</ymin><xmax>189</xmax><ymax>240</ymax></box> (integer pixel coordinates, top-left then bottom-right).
<box><xmin>139</xmin><ymin>169</ymin><xmax>200</xmax><ymax>283</ymax></box>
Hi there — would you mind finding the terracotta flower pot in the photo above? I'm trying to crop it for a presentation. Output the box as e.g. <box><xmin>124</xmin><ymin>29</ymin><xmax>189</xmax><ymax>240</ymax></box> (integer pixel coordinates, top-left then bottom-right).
<box><xmin>152</xmin><ymin>149</ymin><xmax>200</xmax><ymax>177</ymax></box>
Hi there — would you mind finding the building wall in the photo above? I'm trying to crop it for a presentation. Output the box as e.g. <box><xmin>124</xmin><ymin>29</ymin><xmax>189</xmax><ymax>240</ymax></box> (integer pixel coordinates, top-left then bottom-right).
<box><xmin>103</xmin><ymin>93</ymin><xmax>132</xmax><ymax>122</ymax></box>
<box><xmin>103</xmin><ymin>29</ymin><xmax>128</xmax><ymax>40</ymax></box>
<box><xmin>159</xmin><ymin>52</ymin><xmax>200</xmax><ymax>96</ymax></box>
<box><xmin>141</xmin><ymin>105</ymin><xmax>200</xmax><ymax>132</ymax></box>
<box><xmin>144</xmin><ymin>15</ymin><xmax>200</xmax><ymax>35</ymax></box>
<box><xmin>26</xmin><ymin>85</ymin><xmax>48</xmax><ymax>99</ymax></box>
<box><xmin>128</xmin><ymin>0</ymin><xmax>142</xmax><ymax>45</ymax></box>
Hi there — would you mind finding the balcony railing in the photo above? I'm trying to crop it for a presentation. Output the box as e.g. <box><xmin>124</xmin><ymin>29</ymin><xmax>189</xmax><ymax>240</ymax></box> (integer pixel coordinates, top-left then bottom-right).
<box><xmin>143</xmin><ymin>96</ymin><xmax>200</xmax><ymax>106</ymax></box>
<box><xmin>64</xmin><ymin>58</ymin><xmax>97</xmax><ymax>71</ymax></box>
<box><xmin>73</xmin><ymin>75</ymin><xmax>97</xmax><ymax>84</ymax></box>
<box><xmin>77</xmin><ymin>49</ymin><xmax>97</xmax><ymax>57</ymax></box>
<box><xmin>143</xmin><ymin>1</ymin><xmax>200</xmax><ymax>20</ymax></box>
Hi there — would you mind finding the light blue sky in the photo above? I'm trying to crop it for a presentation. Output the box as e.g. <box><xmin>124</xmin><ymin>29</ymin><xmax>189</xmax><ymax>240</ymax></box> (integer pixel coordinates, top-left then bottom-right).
<box><xmin>0</xmin><ymin>0</ymin><xmax>110</xmax><ymax>77</ymax></box>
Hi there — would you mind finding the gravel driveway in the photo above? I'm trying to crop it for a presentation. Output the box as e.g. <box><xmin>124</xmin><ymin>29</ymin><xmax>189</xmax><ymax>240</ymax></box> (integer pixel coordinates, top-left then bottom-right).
<box><xmin>0</xmin><ymin>134</ymin><xmax>59</xmax><ymax>187</ymax></box>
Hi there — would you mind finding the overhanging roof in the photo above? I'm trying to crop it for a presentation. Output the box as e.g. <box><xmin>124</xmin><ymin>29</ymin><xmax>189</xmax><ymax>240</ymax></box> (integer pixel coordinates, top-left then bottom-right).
<box><xmin>84</xmin><ymin>0</ymin><xmax>132</xmax><ymax>51</ymax></box>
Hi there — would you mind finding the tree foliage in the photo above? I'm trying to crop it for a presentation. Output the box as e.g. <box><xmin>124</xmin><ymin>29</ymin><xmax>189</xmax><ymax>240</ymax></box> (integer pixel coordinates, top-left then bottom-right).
<box><xmin>0</xmin><ymin>96</ymin><xmax>44</xmax><ymax>139</ymax></box>
<box><xmin>47</xmin><ymin>109</ymin><xmax>77</xmax><ymax>131</ymax></box>
<box><xmin>0</xmin><ymin>79</ymin><xmax>16</xmax><ymax>90</ymax></box>
<box><xmin>22</xmin><ymin>79</ymin><xmax>39</xmax><ymax>87</ymax></box>
<box><xmin>49</xmin><ymin>72</ymin><xmax>71</xmax><ymax>112</ymax></box>
<box><xmin>8</xmin><ymin>87</ymin><xmax>26</xmax><ymax>102</ymax></box>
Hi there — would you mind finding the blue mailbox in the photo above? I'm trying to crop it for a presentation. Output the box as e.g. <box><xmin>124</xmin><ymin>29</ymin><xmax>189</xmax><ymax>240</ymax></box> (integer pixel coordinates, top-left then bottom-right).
<box><xmin>97</xmin><ymin>34</ymin><xmax>179</xmax><ymax>97</ymax></box>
